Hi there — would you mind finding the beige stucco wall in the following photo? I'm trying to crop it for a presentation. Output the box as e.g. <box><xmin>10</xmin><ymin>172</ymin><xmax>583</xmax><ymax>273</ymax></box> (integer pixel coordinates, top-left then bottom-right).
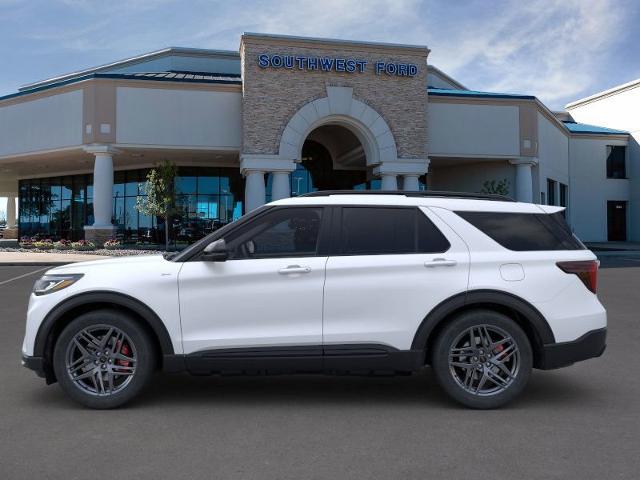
<box><xmin>240</xmin><ymin>35</ymin><xmax>429</xmax><ymax>160</ymax></box>
<box><xmin>0</xmin><ymin>90</ymin><xmax>83</xmax><ymax>157</ymax></box>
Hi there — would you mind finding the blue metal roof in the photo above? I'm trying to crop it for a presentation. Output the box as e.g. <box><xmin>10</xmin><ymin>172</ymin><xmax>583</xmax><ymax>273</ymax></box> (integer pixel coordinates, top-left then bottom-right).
<box><xmin>0</xmin><ymin>71</ymin><xmax>242</xmax><ymax>102</ymax></box>
<box><xmin>562</xmin><ymin>121</ymin><xmax>628</xmax><ymax>135</ymax></box>
<box><xmin>427</xmin><ymin>87</ymin><xmax>535</xmax><ymax>100</ymax></box>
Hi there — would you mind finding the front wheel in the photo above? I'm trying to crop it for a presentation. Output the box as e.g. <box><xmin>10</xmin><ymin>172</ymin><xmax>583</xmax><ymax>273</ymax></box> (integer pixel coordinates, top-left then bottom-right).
<box><xmin>431</xmin><ymin>310</ymin><xmax>533</xmax><ymax>409</ymax></box>
<box><xmin>53</xmin><ymin>310</ymin><xmax>156</xmax><ymax>409</ymax></box>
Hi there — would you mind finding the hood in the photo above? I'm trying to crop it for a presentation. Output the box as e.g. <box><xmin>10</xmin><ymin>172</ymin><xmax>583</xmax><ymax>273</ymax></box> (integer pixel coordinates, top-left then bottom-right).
<box><xmin>47</xmin><ymin>254</ymin><xmax>168</xmax><ymax>274</ymax></box>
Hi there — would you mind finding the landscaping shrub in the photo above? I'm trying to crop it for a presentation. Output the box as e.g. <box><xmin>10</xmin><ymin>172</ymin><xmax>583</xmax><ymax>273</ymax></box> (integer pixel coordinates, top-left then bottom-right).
<box><xmin>70</xmin><ymin>240</ymin><xmax>96</xmax><ymax>251</ymax></box>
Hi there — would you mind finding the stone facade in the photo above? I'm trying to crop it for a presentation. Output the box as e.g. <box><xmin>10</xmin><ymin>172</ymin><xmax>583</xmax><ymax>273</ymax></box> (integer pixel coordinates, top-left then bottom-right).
<box><xmin>2</xmin><ymin>228</ymin><xmax>18</xmax><ymax>240</ymax></box>
<box><xmin>84</xmin><ymin>227</ymin><xmax>116</xmax><ymax>247</ymax></box>
<box><xmin>240</xmin><ymin>34</ymin><xmax>429</xmax><ymax>161</ymax></box>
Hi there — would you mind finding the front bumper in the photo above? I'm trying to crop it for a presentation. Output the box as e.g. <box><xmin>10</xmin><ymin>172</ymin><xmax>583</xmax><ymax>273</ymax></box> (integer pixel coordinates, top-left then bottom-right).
<box><xmin>539</xmin><ymin>328</ymin><xmax>607</xmax><ymax>370</ymax></box>
<box><xmin>21</xmin><ymin>354</ymin><xmax>46</xmax><ymax>378</ymax></box>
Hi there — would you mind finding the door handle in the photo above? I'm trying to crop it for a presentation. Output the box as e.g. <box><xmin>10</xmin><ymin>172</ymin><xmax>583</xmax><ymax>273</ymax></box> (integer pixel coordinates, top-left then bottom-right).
<box><xmin>278</xmin><ymin>265</ymin><xmax>312</xmax><ymax>274</ymax></box>
<box><xmin>424</xmin><ymin>258</ymin><xmax>458</xmax><ymax>267</ymax></box>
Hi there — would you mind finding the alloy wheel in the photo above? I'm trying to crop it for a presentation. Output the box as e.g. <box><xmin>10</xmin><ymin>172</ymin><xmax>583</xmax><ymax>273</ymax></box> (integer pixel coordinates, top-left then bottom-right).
<box><xmin>65</xmin><ymin>324</ymin><xmax>137</xmax><ymax>396</ymax></box>
<box><xmin>448</xmin><ymin>324</ymin><xmax>520</xmax><ymax>396</ymax></box>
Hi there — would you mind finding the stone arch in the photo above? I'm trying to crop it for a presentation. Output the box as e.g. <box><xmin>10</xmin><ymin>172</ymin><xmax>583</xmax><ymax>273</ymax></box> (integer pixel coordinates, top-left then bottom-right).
<box><xmin>278</xmin><ymin>86</ymin><xmax>398</xmax><ymax>166</ymax></box>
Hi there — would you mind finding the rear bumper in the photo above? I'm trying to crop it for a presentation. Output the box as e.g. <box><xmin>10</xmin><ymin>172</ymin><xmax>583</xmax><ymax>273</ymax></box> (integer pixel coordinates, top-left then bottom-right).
<box><xmin>21</xmin><ymin>354</ymin><xmax>46</xmax><ymax>378</ymax></box>
<box><xmin>539</xmin><ymin>328</ymin><xmax>606</xmax><ymax>370</ymax></box>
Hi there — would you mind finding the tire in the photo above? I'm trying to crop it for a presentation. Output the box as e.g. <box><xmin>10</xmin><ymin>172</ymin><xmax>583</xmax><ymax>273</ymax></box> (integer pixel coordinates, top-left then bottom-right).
<box><xmin>431</xmin><ymin>309</ymin><xmax>532</xmax><ymax>409</ymax></box>
<box><xmin>53</xmin><ymin>309</ymin><xmax>156</xmax><ymax>409</ymax></box>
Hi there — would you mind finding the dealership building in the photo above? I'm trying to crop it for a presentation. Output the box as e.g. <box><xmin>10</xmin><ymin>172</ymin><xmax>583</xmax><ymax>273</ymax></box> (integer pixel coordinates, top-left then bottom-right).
<box><xmin>0</xmin><ymin>33</ymin><xmax>636</xmax><ymax>245</ymax></box>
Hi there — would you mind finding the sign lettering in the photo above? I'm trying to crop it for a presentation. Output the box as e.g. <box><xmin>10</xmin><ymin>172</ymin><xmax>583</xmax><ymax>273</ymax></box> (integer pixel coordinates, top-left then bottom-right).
<box><xmin>257</xmin><ymin>53</ymin><xmax>417</xmax><ymax>77</ymax></box>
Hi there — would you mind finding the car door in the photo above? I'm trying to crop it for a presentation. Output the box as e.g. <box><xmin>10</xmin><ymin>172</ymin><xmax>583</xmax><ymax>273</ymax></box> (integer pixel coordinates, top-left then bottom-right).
<box><xmin>178</xmin><ymin>206</ymin><xmax>330</xmax><ymax>360</ymax></box>
<box><xmin>323</xmin><ymin>205</ymin><xmax>470</xmax><ymax>352</ymax></box>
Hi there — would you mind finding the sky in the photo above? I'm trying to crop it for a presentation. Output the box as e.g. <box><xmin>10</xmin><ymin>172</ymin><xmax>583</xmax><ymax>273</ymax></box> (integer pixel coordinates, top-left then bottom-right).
<box><xmin>1</xmin><ymin>0</ymin><xmax>639</xmax><ymax>214</ymax></box>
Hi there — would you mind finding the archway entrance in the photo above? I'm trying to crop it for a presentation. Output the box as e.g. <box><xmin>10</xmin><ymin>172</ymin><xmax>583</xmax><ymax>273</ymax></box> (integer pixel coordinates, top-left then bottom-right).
<box><xmin>271</xmin><ymin>124</ymin><xmax>382</xmax><ymax>198</ymax></box>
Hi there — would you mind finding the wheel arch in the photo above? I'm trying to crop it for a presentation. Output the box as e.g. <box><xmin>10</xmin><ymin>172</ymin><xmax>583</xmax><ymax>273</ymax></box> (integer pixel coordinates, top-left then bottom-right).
<box><xmin>412</xmin><ymin>290</ymin><xmax>555</xmax><ymax>369</ymax></box>
<box><xmin>34</xmin><ymin>291</ymin><xmax>176</xmax><ymax>383</ymax></box>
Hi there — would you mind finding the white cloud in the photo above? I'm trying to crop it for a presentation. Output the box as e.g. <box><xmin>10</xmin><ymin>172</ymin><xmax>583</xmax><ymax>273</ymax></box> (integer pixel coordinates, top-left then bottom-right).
<box><xmin>426</xmin><ymin>0</ymin><xmax>630</xmax><ymax>108</ymax></box>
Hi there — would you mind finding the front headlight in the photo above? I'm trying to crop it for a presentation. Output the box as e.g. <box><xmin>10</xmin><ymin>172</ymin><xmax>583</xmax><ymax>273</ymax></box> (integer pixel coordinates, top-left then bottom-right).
<box><xmin>33</xmin><ymin>274</ymin><xmax>83</xmax><ymax>296</ymax></box>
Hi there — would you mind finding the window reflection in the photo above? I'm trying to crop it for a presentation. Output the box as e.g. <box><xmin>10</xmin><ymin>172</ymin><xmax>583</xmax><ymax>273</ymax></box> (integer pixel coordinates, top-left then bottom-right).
<box><xmin>18</xmin><ymin>167</ymin><xmax>244</xmax><ymax>246</ymax></box>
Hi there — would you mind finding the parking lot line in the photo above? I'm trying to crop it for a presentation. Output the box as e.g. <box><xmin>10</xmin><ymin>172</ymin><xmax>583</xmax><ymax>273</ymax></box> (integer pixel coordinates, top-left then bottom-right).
<box><xmin>0</xmin><ymin>267</ymin><xmax>49</xmax><ymax>287</ymax></box>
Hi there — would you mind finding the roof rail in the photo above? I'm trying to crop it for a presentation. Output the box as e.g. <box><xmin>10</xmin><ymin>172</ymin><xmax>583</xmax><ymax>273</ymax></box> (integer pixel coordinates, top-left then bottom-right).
<box><xmin>299</xmin><ymin>190</ymin><xmax>515</xmax><ymax>202</ymax></box>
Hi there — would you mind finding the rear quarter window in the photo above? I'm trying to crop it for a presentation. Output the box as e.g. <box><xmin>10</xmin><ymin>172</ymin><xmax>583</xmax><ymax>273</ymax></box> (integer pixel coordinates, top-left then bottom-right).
<box><xmin>455</xmin><ymin>211</ymin><xmax>585</xmax><ymax>251</ymax></box>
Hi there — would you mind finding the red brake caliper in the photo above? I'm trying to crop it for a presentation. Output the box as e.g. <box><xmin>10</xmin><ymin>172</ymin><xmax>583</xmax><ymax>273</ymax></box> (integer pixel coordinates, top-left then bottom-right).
<box><xmin>116</xmin><ymin>342</ymin><xmax>131</xmax><ymax>368</ymax></box>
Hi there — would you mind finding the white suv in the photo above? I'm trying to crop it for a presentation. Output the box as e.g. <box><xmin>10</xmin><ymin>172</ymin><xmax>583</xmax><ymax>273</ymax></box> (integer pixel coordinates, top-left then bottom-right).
<box><xmin>21</xmin><ymin>191</ymin><xmax>607</xmax><ymax>409</ymax></box>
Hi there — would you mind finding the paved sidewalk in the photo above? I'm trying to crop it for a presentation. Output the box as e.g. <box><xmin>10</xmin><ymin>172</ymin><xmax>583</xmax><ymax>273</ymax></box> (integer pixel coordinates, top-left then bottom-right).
<box><xmin>0</xmin><ymin>251</ymin><xmax>107</xmax><ymax>265</ymax></box>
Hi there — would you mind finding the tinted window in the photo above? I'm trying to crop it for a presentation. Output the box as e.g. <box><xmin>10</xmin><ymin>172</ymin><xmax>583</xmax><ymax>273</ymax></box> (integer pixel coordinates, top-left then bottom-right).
<box><xmin>547</xmin><ymin>179</ymin><xmax>556</xmax><ymax>205</ymax></box>
<box><xmin>456</xmin><ymin>211</ymin><xmax>585</xmax><ymax>251</ymax></box>
<box><xmin>418</xmin><ymin>211</ymin><xmax>451</xmax><ymax>253</ymax></box>
<box><xmin>341</xmin><ymin>207</ymin><xmax>449</xmax><ymax>255</ymax></box>
<box><xmin>607</xmin><ymin>146</ymin><xmax>626</xmax><ymax>179</ymax></box>
<box><xmin>226</xmin><ymin>207</ymin><xmax>323</xmax><ymax>259</ymax></box>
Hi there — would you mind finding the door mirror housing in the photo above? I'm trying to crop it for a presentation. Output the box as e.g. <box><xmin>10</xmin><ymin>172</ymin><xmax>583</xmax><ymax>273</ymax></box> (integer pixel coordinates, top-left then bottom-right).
<box><xmin>202</xmin><ymin>239</ymin><xmax>228</xmax><ymax>262</ymax></box>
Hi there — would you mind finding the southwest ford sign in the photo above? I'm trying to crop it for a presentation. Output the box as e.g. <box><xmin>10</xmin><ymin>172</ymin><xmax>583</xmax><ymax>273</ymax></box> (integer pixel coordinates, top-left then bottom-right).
<box><xmin>257</xmin><ymin>54</ymin><xmax>418</xmax><ymax>77</ymax></box>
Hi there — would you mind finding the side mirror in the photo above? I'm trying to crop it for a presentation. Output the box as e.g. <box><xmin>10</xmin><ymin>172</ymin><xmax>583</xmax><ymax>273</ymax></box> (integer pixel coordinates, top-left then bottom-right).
<box><xmin>202</xmin><ymin>238</ymin><xmax>228</xmax><ymax>262</ymax></box>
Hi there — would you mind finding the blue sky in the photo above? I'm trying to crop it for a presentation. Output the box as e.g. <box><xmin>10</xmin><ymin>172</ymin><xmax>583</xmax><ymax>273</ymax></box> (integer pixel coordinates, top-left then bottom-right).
<box><xmin>1</xmin><ymin>0</ymin><xmax>639</xmax><ymax>109</ymax></box>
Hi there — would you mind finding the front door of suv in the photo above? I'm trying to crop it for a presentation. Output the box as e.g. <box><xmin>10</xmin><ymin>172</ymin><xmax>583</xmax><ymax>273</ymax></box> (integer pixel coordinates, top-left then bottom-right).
<box><xmin>323</xmin><ymin>206</ymin><xmax>470</xmax><ymax>352</ymax></box>
<box><xmin>178</xmin><ymin>206</ymin><xmax>330</xmax><ymax>359</ymax></box>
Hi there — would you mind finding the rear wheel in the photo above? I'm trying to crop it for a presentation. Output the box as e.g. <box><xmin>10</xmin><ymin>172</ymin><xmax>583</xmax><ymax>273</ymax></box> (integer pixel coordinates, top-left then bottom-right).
<box><xmin>431</xmin><ymin>309</ymin><xmax>532</xmax><ymax>409</ymax></box>
<box><xmin>53</xmin><ymin>310</ymin><xmax>156</xmax><ymax>409</ymax></box>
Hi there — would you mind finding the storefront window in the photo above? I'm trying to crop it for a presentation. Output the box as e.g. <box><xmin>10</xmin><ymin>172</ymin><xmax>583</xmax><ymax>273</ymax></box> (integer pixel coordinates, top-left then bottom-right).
<box><xmin>18</xmin><ymin>166</ymin><xmax>244</xmax><ymax>245</ymax></box>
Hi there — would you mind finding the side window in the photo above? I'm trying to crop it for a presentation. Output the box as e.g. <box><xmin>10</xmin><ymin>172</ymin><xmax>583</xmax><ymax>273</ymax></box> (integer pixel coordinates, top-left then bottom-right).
<box><xmin>417</xmin><ymin>210</ymin><xmax>451</xmax><ymax>253</ymax></box>
<box><xmin>226</xmin><ymin>207</ymin><xmax>323</xmax><ymax>259</ymax></box>
<box><xmin>340</xmin><ymin>207</ymin><xmax>449</xmax><ymax>255</ymax></box>
<box><xmin>455</xmin><ymin>211</ymin><xmax>585</xmax><ymax>251</ymax></box>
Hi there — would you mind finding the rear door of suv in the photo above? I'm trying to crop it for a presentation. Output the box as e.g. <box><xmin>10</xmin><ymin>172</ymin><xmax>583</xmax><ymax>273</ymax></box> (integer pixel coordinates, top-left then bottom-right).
<box><xmin>322</xmin><ymin>205</ymin><xmax>470</xmax><ymax>353</ymax></box>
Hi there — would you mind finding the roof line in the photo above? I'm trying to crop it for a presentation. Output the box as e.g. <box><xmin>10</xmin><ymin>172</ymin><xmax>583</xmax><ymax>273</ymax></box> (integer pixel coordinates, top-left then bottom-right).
<box><xmin>428</xmin><ymin>88</ymin><xmax>535</xmax><ymax>100</ymax></box>
<box><xmin>565</xmin><ymin>77</ymin><xmax>640</xmax><ymax>109</ymax></box>
<box><xmin>241</xmin><ymin>32</ymin><xmax>430</xmax><ymax>53</ymax></box>
<box><xmin>427</xmin><ymin>65</ymin><xmax>467</xmax><ymax>90</ymax></box>
<box><xmin>562</xmin><ymin>120</ymin><xmax>628</xmax><ymax>135</ymax></box>
<box><xmin>19</xmin><ymin>46</ymin><xmax>240</xmax><ymax>92</ymax></box>
<box><xmin>1</xmin><ymin>72</ymin><xmax>241</xmax><ymax>103</ymax></box>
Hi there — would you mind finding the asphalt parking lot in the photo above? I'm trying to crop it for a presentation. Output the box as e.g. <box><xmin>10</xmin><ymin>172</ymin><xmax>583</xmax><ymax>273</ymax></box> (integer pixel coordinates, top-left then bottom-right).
<box><xmin>1</xmin><ymin>260</ymin><xmax>639</xmax><ymax>480</ymax></box>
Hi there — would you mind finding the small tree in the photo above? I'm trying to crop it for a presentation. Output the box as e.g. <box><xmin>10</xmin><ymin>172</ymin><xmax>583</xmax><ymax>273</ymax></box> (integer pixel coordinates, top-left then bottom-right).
<box><xmin>481</xmin><ymin>178</ymin><xmax>510</xmax><ymax>196</ymax></box>
<box><xmin>136</xmin><ymin>160</ymin><xmax>178</xmax><ymax>250</ymax></box>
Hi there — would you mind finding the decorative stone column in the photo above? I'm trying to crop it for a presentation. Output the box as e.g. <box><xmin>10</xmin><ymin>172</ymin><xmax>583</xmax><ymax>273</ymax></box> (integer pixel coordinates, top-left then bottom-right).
<box><xmin>2</xmin><ymin>195</ymin><xmax>18</xmax><ymax>240</ymax></box>
<box><xmin>244</xmin><ymin>170</ymin><xmax>266</xmax><ymax>212</ymax></box>
<box><xmin>241</xmin><ymin>154</ymin><xmax>295</xmax><ymax>212</ymax></box>
<box><xmin>374</xmin><ymin>159</ymin><xmax>429</xmax><ymax>193</ymax></box>
<box><xmin>402</xmin><ymin>174</ymin><xmax>420</xmax><ymax>191</ymax></box>
<box><xmin>84</xmin><ymin>145</ymin><xmax>118</xmax><ymax>245</ymax></box>
<box><xmin>380</xmin><ymin>173</ymin><xmax>398</xmax><ymax>190</ymax></box>
<box><xmin>509</xmin><ymin>157</ymin><xmax>538</xmax><ymax>203</ymax></box>
<box><xmin>271</xmin><ymin>171</ymin><xmax>291</xmax><ymax>201</ymax></box>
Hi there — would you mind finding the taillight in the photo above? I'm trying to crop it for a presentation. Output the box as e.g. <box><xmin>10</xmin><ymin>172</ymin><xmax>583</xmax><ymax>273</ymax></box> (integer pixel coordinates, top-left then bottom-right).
<box><xmin>556</xmin><ymin>260</ymin><xmax>599</xmax><ymax>293</ymax></box>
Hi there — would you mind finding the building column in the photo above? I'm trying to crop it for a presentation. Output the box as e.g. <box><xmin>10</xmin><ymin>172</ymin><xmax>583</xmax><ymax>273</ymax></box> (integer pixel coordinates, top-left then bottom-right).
<box><xmin>2</xmin><ymin>195</ymin><xmax>18</xmax><ymax>241</ymax></box>
<box><xmin>510</xmin><ymin>158</ymin><xmax>538</xmax><ymax>203</ymax></box>
<box><xmin>84</xmin><ymin>145</ymin><xmax>118</xmax><ymax>245</ymax></box>
<box><xmin>374</xmin><ymin>159</ymin><xmax>429</xmax><ymax>192</ymax></box>
<box><xmin>240</xmin><ymin>154</ymin><xmax>296</xmax><ymax>213</ymax></box>
<box><xmin>6</xmin><ymin>196</ymin><xmax>16</xmax><ymax>229</ymax></box>
<box><xmin>402</xmin><ymin>174</ymin><xmax>421</xmax><ymax>191</ymax></box>
<box><xmin>271</xmin><ymin>171</ymin><xmax>291</xmax><ymax>201</ymax></box>
<box><xmin>380</xmin><ymin>173</ymin><xmax>398</xmax><ymax>190</ymax></box>
<box><xmin>244</xmin><ymin>170</ymin><xmax>266</xmax><ymax>212</ymax></box>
